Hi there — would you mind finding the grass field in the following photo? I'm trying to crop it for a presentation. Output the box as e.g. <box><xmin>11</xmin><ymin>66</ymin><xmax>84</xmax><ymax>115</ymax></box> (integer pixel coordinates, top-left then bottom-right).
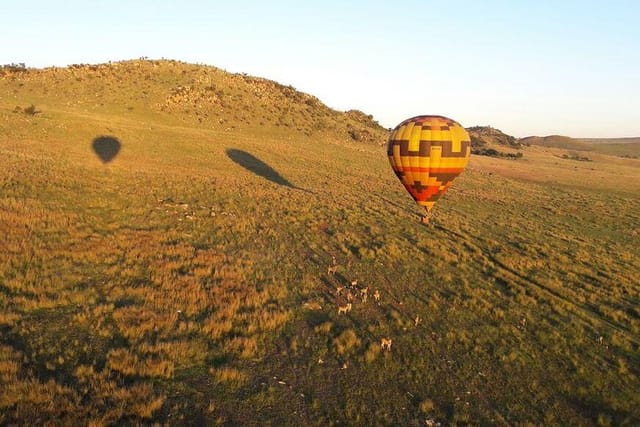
<box><xmin>1</xmin><ymin>60</ymin><xmax>639</xmax><ymax>426</ymax></box>
<box><xmin>520</xmin><ymin>135</ymin><xmax>640</xmax><ymax>159</ymax></box>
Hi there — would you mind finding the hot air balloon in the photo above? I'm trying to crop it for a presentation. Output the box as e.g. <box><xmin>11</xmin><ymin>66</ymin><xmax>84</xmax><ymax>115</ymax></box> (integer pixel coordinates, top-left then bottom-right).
<box><xmin>387</xmin><ymin>115</ymin><xmax>471</xmax><ymax>223</ymax></box>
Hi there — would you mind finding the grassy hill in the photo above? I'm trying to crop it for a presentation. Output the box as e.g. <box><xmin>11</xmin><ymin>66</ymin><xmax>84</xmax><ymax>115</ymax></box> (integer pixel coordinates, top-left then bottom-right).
<box><xmin>1</xmin><ymin>60</ymin><xmax>385</xmax><ymax>144</ymax></box>
<box><xmin>520</xmin><ymin>135</ymin><xmax>640</xmax><ymax>159</ymax></box>
<box><xmin>467</xmin><ymin>126</ymin><xmax>521</xmax><ymax>148</ymax></box>
<box><xmin>579</xmin><ymin>137</ymin><xmax>640</xmax><ymax>145</ymax></box>
<box><xmin>1</xmin><ymin>60</ymin><xmax>639</xmax><ymax>426</ymax></box>
<box><xmin>466</xmin><ymin>126</ymin><xmax>523</xmax><ymax>159</ymax></box>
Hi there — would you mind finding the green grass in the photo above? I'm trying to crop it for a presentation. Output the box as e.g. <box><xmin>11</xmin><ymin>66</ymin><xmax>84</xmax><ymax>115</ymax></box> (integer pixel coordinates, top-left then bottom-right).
<box><xmin>1</xmin><ymin>60</ymin><xmax>639</xmax><ymax>425</ymax></box>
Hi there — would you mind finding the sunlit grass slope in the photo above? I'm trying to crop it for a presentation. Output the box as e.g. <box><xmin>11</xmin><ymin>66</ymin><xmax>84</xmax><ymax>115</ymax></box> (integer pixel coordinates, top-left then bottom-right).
<box><xmin>1</xmin><ymin>60</ymin><xmax>639</xmax><ymax>426</ymax></box>
<box><xmin>521</xmin><ymin>135</ymin><xmax>640</xmax><ymax>158</ymax></box>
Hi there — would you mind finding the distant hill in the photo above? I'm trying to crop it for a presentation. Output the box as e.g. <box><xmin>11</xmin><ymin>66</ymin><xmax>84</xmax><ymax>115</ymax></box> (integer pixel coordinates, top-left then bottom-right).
<box><xmin>520</xmin><ymin>135</ymin><xmax>640</xmax><ymax>158</ymax></box>
<box><xmin>518</xmin><ymin>135</ymin><xmax>590</xmax><ymax>151</ymax></box>
<box><xmin>577</xmin><ymin>137</ymin><xmax>640</xmax><ymax>144</ymax></box>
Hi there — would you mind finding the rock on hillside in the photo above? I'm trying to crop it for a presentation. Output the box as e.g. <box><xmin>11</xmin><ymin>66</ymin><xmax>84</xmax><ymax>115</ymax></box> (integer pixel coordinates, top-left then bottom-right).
<box><xmin>0</xmin><ymin>59</ymin><xmax>387</xmax><ymax>144</ymax></box>
<box><xmin>466</xmin><ymin>126</ymin><xmax>520</xmax><ymax>149</ymax></box>
<box><xmin>465</xmin><ymin>126</ymin><xmax>525</xmax><ymax>159</ymax></box>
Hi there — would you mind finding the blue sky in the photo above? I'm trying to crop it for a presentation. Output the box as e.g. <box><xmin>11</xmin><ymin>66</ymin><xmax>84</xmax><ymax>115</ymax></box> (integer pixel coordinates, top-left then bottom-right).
<box><xmin>2</xmin><ymin>0</ymin><xmax>639</xmax><ymax>137</ymax></box>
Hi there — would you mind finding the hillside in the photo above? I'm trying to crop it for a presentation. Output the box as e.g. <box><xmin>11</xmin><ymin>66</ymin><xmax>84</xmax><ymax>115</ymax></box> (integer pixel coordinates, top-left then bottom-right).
<box><xmin>520</xmin><ymin>135</ymin><xmax>640</xmax><ymax>158</ymax></box>
<box><xmin>579</xmin><ymin>137</ymin><xmax>640</xmax><ymax>145</ymax></box>
<box><xmin>1</xmin><ymin>60</ymin><xmax>640</xmax><ymax>426</ymax></box>
<box><xmin>466</xmin><ymin>126</ymin><xmax>523</xmax><ymax>158</ymax></box>
<box><xmin>0</xmin><ymin>60</ymin><xmax>386</xmax><ymax>144</ymax></box>
<box><xmin>467</xmin><ymin>125</ymin><xmax>521</xmax><ymax>148</ymax></box>
<box><xmin>519</xmin><ymin>135</ymin><xmax>592</xmax><ymax>151</ymax></box>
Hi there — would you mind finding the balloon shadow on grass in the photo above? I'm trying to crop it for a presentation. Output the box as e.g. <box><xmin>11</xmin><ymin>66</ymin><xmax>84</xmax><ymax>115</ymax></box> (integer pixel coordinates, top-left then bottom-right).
<box><xmin>226</xmin><ymin>148</ymin><xmax>312</xmax><ymax>193</ymax></box>
<box><xmin>92</xmin><ymin>136</ymin><xmax>121</xmax><ymax>164</ymax></box>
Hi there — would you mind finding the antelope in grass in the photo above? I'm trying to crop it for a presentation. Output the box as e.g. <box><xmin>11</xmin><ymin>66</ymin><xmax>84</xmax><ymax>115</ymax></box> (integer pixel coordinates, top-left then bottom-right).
<box><xmin>380</xmin><ymin>338</ymin><xmax>392</xmax><ymax>351</ymax></box>
<box><xmin>346</xmin><ymin>290</ymin><xmax>355</xmax><ymax>302</ymax></box>
<box><xmin>373</xmin><ymin>289</ymin><xmax>381</xmax><ymax>303</ymax></box>
<box><xmin>337</xmin><ymin>303</ymin><xmax>352</xmax><ymax>315</ymax></box>
<box><xmin>360</xmin><ymin>287</ymin><xmax>369</xmax><ymax>303</ymax></box>
<box><xmin>327</xmin><ymin>256</ymin><xmax>338</xmax><ymax>275</ymax></box>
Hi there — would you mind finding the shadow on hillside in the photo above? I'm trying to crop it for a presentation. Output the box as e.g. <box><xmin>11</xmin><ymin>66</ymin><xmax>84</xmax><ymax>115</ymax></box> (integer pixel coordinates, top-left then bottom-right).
<box><xmin>226</xmin><ymin>148</ymin><xmax>312</xmax><ymax>193</ymax></box>
<box><xmin>92</xmin><ymin>136</ymin><xmax>121</xmax><ymax>164</ymax></box>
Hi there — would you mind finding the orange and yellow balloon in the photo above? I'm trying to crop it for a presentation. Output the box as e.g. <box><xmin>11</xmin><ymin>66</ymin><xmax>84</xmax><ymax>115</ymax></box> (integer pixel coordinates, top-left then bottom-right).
<box><xmin>387</xmin><ymin>115</ymin><xmax>471</xmax><ymax>222</ymax></box>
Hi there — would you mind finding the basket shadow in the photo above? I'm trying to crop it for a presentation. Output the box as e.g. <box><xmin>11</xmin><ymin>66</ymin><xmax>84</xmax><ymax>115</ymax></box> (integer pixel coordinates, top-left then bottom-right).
<box><xmin>226</xmin><ymin>148</ymin><xmax>313</xmax><ymax>193</ymax></box>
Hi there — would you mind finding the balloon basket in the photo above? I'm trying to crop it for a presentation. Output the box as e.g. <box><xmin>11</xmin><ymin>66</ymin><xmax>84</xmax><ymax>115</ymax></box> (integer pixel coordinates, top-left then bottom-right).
<box><xmin>420</xmin><ymin>211</ymin><xmax>433</xmax><ymax>225</ymax></box>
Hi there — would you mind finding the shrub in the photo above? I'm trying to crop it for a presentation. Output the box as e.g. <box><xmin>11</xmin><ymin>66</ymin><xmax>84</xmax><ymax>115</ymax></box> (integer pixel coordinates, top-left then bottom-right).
<box><xmin>562</xmin><ymin>152</ymin><xmax>592</xmax><ymax>161</ymax></box>
<box><xmin>210</xmin><ymin>367</ymin><xmax>247</xmax><ymax>387</ymax></box>
<box><xmin>348</xmin><ymin>127</ymin><xmax>362</xmax><ymax>141</ymax></box>
<box><xmin>471</xmin><ymin>147</ymin><xmax>523</xmax><ymax>159</ymax></box>
<box><xmin>333</xmin><ymin>329</ymin><xmax>361</xmax><ymax>355</ymax></box>
<box><xmin>23</xmin><ymin>104</ymin><xmax>39</xmax><ymax>115</ymax></box>
<box><xmin>364</xmin><ymin>342</ymin><xmax>380</xmax><ymax>363</ymax></box>
<box><xmin>1</xmin><ymin>63</ymin><xmax>27</xmax><ymax>74</ymax></box>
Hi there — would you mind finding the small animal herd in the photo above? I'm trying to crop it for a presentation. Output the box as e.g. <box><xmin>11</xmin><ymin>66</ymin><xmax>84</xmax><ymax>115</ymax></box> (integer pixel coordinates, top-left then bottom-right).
<box><xmin>327</xmin><ymin>256</ymin><xmax>394</xmax><ymax>352</ymax></box>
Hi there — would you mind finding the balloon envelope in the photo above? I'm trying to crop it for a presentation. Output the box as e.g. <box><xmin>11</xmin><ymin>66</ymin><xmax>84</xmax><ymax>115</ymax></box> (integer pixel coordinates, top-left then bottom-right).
<box><xmin>387</xmin><ymin>115</ymin><xmax>470</xmax><ymax>214</ymax></box>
